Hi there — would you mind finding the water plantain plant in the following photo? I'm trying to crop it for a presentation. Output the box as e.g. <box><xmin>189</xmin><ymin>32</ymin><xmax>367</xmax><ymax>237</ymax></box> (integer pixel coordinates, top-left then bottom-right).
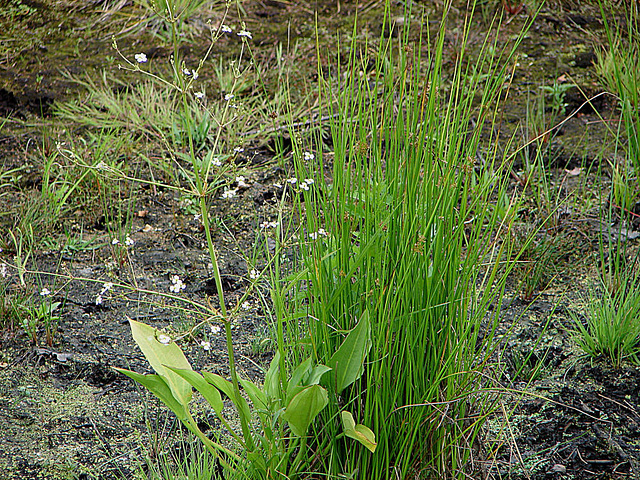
<box><xmin>116</xmin><ymin>312</ymin><xmax>376</xmax><ymax>478</ymax></box>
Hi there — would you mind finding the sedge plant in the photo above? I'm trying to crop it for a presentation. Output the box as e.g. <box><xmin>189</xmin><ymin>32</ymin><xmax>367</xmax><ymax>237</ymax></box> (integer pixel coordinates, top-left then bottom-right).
<box><xmin>275</xmin><ymin>4</ymin><xmax>535</xmax><ymax>479</ymax></box>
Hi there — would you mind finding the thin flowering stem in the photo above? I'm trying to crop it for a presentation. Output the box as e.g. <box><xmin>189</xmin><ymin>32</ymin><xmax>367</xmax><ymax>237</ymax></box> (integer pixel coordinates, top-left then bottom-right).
<box><xmin>9</xmin><ymin>267</ymin><xmax>224</xmax><ymax>322</ymax></box>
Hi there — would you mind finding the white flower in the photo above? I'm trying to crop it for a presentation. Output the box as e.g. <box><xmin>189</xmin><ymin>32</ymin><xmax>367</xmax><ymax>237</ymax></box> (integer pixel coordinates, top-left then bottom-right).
<box><xmin>237</xmin><ymin>30</ymin><xmax>252</xmax><ymax>39</ymax></box>
<box><xmin>100</xmin><ymin>282</ymin><xmax>114</xmax><ymax>295</ymax></box>
<box><xmin>0</xmin><ymin>263</ymin><xmax>7</xmax><ymax>278</ymax></box>
<box><xmin>192</xmin><ymin>70</ymin><xmax>199</xmax><ymax>80</ymax></box>
<box><xmin>304</xmin><ymin>178</ymin><xmax>314</xmax><ymax>185</ymax></box>
<box><xmin>303</xmin><ymin>151</ymin><xmax>315</xmax><ymax>161</ymax></box>
<box><xmin>169</xmin><ymin>275</ymin><xmax>186</xmax><ymax>293</ymax></box>
<box><xmin>221</xmin><ymin>188</ymin><xmax>237</xmax><ymax>199</ymax></box>
<box><xmin>125</xmin><ymin>236</ymin><xmax>135</xmax><ymax>246</ymax></box>
<box><xmin>310</xmin><ymin>228</ymin><xmax>328</xmax><ymax>240</ymax></box>
<box><xmin>273</xmin><ymin>182</ymin><xmax>282</xmax><ymax>189</ymax></box>
<box><xmin>236</xmin><ymin>176</ymin><xmax>249</xmax><ymax>188</ymax></box>
<box><xmin>249</xmin><ymin>269</ymin><xmax>259</xmax><ymax>280</ymax></box>
<box><xmin>40</xmin><ymin>287</ymin><xmax>51</xmax><ymax>296</ymax></box>
<box><xmin>95</xmin><ymin>294</ymin><xmax>103</xmax><ymax>305</ymax></box>
<box><xmin>95</xmin><ymin>161</ymin><xmax>109</xmax><ymax>170</ymax></box>
<box><xmin>224</xmin><ymin>93</ymin><xmax>235</xmax><ymax>101</ymax></box>
<box><xmin>234</xmin><ymin>146</ymin><xmax>244</xmax><ymax>153</ymax></box>
<box><xmin>182</xmin><ymin>67</ymin><xmax>191</xmax><ymax>76</ymax></box>
<box><xmin>241</xmin><ymin>301</ymin><xmax>251</xmax><ymax>310</ymax></box>
<box><xmin>201</xmin><ymin>341</ymin><xmax>211</xmax><ymax>351</ymax></box>
<box><xmin>211</xmin><ymin>157</ymin><xmax>222</xmax><ymax>167</ymax></box>
<box><xmin>134</xmin><ymin>53</ymin><xmax>148</xmax><ymax>63</ymax></box>
<box><xmin>194</xmin><ymin>91</ymin><xmax>205</xmax><ymax>99</ymax></box>
<box><xmin>286</xmin><ymin>177</ymin><xmax>297</xmax><ymax>184</ymax></box>
<box><xmin>260</xmin><ymin>221</ymin><xmax>279</xmax><ymax>229</ymax></box>
<box><xmin>111</xmin><ymin>238</ymin><xmax>120</xmax><ymax>245</ymax></box>
<box><xmin>157</xmin><ymin>334</ymin><xmax>171</xmax><ymax>344</ymax></box>
<box><xmin>210</xmin><ymin>325</ymin><xmax>221</xmax><ymax>335</ymax></box>
<box><xmin>300</xmin><ymin>182</ymin><xmax>309</xmax><ymax>191</ymax></box>
<box><xmin>221</xmin><ymin>24</ymin><xmax>232</xmax><ymax>33</ymax></box>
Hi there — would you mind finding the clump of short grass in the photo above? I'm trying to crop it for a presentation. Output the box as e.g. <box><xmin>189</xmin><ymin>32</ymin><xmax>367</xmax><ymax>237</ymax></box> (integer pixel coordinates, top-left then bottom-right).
<box><xmin>572</xmin><ymin>273</ymin><xmax>640</xmax><ymax>368</ymax></box>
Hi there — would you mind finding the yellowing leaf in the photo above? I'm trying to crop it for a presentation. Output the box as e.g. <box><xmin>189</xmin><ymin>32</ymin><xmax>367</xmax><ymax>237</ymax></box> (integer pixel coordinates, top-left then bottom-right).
<box><xmin>128</xmin><ymin>318</ymin><xmax>193</xmax><ymax>407</ymax></box>
<box><xmin>341</xmin><ymin>411</ymin><xmax>377</xmax><ymax>453</ymax></box>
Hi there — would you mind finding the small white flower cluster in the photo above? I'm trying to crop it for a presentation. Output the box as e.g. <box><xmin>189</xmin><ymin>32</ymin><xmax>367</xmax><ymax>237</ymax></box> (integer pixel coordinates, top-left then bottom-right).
<box><xmin>222</xmin><ymin>188</ymin><xmax>238</xmax><ymax>199</ymax></box>
<box><xmin>169</xmin><ymin>275</ymin><xmax>186</xmax><ymax>293</ymax></box>
<box><xmin>194</xmin><ymin>91</ymin><xmax>205</xmax><ymax>99</ymax></box>
<box><xmin>224</xmin><ymin>93</ymin><xmax>235</xmax><ymax>101</ymax></box>
<box><xmin>241</xmin><ymin>301</ymin><xmax>251</xmax><ymax>311</ymax></box>
<box><xmin>238</xmin><ymin>30</ymin><xmax>252</xmax><ymax>39</ymax></box>
<box><xmin>303</xmin><ymin>151</ymin><xmax>315</xmax><ymax>161</ymax></box>
<box><xmin>300</xmin><ymin>178</ymin><xmax>314</xmax><ymax>191</ymax></box>
<box><xmin>40</xmin><ymin>287</ymin><xmax>51</xmax><ymax>297</ymax></box>
<box><xmin>260</xmin><ymin>220</ymin><xmax>279</xmax><ymax>229</ymax></box>
<box><xmin>211</xmin><ymin>324</ymin><xmax>221</xmax><ymax>335</ymax></box>
<box><xmin>182</xmin><ymin>67</ymin><xmax>199</xmax><ymax>79</ymax></box>
<box><xmin>200</xmin><ymin>341</ymin><xmax>211</xmax><ymax>351</ymax></box>
<box><xmin>286</xmin><ymin>177</ymin><xmax>314</xmax><ymax>191</ymax></box>
<box><xmin>221</xmin><ymin>24</ymin><xmax>232</xmax><ymax>33</ymax></box>
<box><xmin>0</xmin><ymin>263</ymin><xmax>7</xmax><ymax>278</ymax></box>
<box><xmin>211</xmin><ymin>157</ymin><xmax>222</xmax><ymax>167</ymax></box>
<box><xmin>134</xmin><ymin>53</ymin><xmax>147</xmax><ymax>63</ymax></box>
<box><xmin>112</xmin><ymin>236</ymin><xmax>134</xmax><ymax>246</ymax></box>
<box><xmin>105</xmin><ymin>260</ymin><xmax>118</xmax><ymax>272</ymax></box>
<box><xmin>234</xmin><ymin>146</ymin><xmax>244</xmax><ymax>153</ymax></box>
<box><xmin>95</xmin><ymin>281</ymin><xmax>114</xmax><ymax>305</ymax></box>
<box><xmin>249</xmin><ymin>269</ymin><xmax>260</xmax><ymax>280</ymax></box>
<box><xmin>157</xmin><ymin>333</ymin><xmax>171</xmax><ymax>345</ymax></box>
<box><xmin>309</xmin><ymin>228</ymin><xmax>328</xmax><ymax>240</ymax></box>
<box><xmin>236</xmin><ymin>176</ymin><xmax>250</xmax><ymax>188</ymax></box>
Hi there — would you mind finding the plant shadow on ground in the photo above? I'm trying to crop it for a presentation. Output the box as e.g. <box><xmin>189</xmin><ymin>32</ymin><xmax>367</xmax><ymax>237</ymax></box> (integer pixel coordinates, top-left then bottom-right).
<box><xmin>1</xmin><ymin>0</ymin><xmax>640</xmax><ymax>479</ymax></box>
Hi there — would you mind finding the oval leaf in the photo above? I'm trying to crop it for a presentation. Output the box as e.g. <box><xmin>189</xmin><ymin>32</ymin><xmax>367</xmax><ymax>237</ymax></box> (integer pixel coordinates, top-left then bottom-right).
<box><xmin>324</xmin><ymin>310</ymin><xmax>371</xmax><ymax>394</ymax></box>
<box><xmin>282</xmin><ymin>385</ymin><xmax>328</xmax><ymax>437</ymax></box>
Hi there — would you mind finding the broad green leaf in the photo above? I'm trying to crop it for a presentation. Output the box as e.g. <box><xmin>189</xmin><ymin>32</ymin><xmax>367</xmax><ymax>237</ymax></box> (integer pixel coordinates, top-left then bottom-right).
<box><xmin>239</xmin><ymin>378</ymin><xmax>268</xmax><ymax>410</ymax></box>
<box><xmin>287</xmin><ymin>360</ymin><xmax>332</xmax><ymax>401</ymax></box>
<box><xmin>167</xmin><ymin>367</ymin><xmax>223</xmax><ymax>415</ymax></box>
<box><xmin>115</xmin><ymin>368</ymin><xmax>187</xmax><ymax>420</ymax></box>
<box><xmin>203</xmin><ymin>371</ymin><xmax>251</xmax><ymax>420</ymax></box>
<box><xmin>324</xmin><ymin>310</ymin><xmax>371</xmax><ymax>394</ymax></box>
<box><xmin>341</xmin><ymin>411</ymin><xmax>377</xmax><ymax>453</ymax></box>
<box><xmin>282</xmin><ymin>385</ymin><xmax>328</xmax><ymax>437</ymax></box>
<box><xmin>306</xmin><ymin>364</ymin><xmax>332</xmax><ymax>386</ymax></box>
<box><xmin>263</xmin><ymin>351</ymin><xmax>281</xmax><ymax>401</ymax></box>
<box><xmin>128</xmin><ymin>319</ymin><xmax>192</xmax><ymax>407</ymax></box>
<box><xmin>286</xmin><ymin>356</ymin><xmax>313</xmax><ymax>400</ymax></box>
